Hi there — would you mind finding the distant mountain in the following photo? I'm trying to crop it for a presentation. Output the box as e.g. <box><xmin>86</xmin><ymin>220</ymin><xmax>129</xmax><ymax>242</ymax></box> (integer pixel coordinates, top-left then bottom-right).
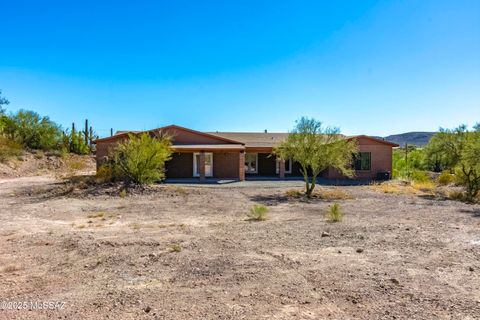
<box><xmin>384</xmin><ymin>132</ymin><xmax>436</xmax><ymax>147</ymax></box>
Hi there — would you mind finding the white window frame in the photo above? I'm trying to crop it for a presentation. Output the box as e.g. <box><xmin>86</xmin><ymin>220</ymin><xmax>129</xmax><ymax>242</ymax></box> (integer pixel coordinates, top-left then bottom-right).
<box><xmin>276</xmin><ymin>158</ymin><xmax>292</xmax><ymax>174</ymax></box>
<box><xmin>193</xmin><ymin>152</ymin><xmax>213</xmax><ymax>177</ymax></box>
<box><xmin>245</xmin><ymin>153</ymin><xmax>258</xmax><ymax>174</ymax></box>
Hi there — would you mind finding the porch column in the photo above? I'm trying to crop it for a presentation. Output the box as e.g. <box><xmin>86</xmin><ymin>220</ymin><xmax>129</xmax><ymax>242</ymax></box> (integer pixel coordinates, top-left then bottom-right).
<box><xmin>279</xmin><ymin>159</ymin><xmax>285</xmax><ymax>179</ymax></box>
<box><xmin>199</xmin><ymin>151</ymin><xmax>206</xmax><ymax>181</ymax></box>
<box><xmin>239</xmin><ymin>151</ymin><xmax>245</xmax><ymax>181</ymax></box>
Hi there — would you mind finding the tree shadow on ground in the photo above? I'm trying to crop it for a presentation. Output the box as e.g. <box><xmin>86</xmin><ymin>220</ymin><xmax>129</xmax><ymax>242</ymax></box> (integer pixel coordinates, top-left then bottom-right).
<box><xmin>459</xmin><ymin>208</ymin><xmax>480</xmax><ymax>218</ymax></box>
<box><xmin>248</xmin><ymin>194</ymin><xmax>291</xmax><ymax>206</ymax></box>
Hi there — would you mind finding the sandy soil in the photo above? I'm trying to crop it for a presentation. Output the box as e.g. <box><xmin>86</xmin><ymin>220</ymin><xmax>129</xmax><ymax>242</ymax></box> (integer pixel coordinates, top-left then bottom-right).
<box><xmin>0</xmin><ymin>176</ymin><xmax>479</xmax><ymax>319</ymax></box>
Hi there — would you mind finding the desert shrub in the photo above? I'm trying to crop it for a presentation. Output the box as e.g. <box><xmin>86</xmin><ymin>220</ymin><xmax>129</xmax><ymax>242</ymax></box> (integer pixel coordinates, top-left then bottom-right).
<box><xmin>111</xmin><ymin>133</ymin><xmax>172</xmax><ymax>184</ymax></box>
<box><xmin>62</xmin><ymin>128</ymin><xmax>90</xmax><ymax>155</ymax></box>
<box><xmin>410</xmin><ymin>170</ymin><xmax>430</xmax><ymax>183</ymax></box>
<box><xmin>437</xmin><ymin>171</ymin><xmax>455</xmax><ymax>185</ymax></box>
<box><xmin>425</xmin><ymin>125</ymin><xmax>480</xmax><ymax>201</ymax></box>
<box><xmin>0</xmin><ymin>136</ymin><xmax>23</xmax><ymax>162</ymax></box>
<box><xmin>1</xmin><ymin>109</ymin><xmax>62</xmax><ymax>150</ymax></box>
<box><xmin>247</xmin><ymin>204</ymin><xmax>268</xmax><ymax>221</ymax></box>
<box><xmin>393</xmin><ymin>148</ymin><xmax>428</xmax><ymax>179</ymax></box>
<box><xmin>170</xmin><ymin>244</ymin><xmax>182</xmax><ymax>252</ymax></box>
<box><xmin>326</xmin><ymin>203</ymin><xmax>343</xmax><ymax>222</ymax></box>
<box><xmin>96</xmin><ymin>164</ymin><xmax>117</xmax><ymax>183</ymax></box>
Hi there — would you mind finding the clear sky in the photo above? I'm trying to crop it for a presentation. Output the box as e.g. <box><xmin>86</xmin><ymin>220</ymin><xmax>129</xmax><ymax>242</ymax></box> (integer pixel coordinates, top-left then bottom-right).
<box><xmin>1</xmin><ymin>0</ymin><xmax>479</xmax><ymax>137</ymax></box>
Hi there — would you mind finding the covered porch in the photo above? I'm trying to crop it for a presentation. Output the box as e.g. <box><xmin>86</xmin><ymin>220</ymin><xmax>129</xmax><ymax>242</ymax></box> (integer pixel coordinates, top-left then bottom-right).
<box><xmin>166</xmin><ymin>144</ymin><xmax>246</xmax><ymax>181</ymax></box>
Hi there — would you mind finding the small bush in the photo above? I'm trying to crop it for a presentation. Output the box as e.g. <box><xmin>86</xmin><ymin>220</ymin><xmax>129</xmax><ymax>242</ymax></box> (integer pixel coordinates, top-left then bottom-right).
<box><xmin>33</xmin><ymin>150</ymin><xmax>45</xmax><ymax>159</ymax></box>
<box><xmin>112</xmin><ymin>133</ymin><xmax>172</xmax><ymax>185</ymax></box>
<box><xmin>326</xmin><ymin>203</ymin><xmax>343</xmax><ymax>222</ymax></box>
<box><xmin>247</xmin><ymin>204</ymin><xmax>268</xmax><ymax>221</ymax></box>
<box><xmin>170</xmin><ymin>244</ymin><xmax>182</xmax><ymax>253</ymax></box>
<box><xmin>0</xmin><ymin>136</ymin><xmax>23</xmax><ymax>162</ymax></box>
<box><xmin>437</xmin><ymin>171</ymin><xmax>455</xmax><ymax>185</ymax></box>
<box><xmin>96</xmin><ymin>164</ymin><xmax>117</xmax><ymax>183</ymax></box>
<box><xmin>410</xmin><ymin>170</ymin><xmax>430</xmax><ymax>183</ymax></box>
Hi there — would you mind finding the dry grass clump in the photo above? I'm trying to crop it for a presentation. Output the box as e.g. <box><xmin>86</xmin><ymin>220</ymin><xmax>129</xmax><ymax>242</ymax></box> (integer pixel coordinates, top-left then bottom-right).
<box><xmin>410</xmin><ymin>180</ymin><xmax>436</xmax><ymax>192</ymax></box>
<box><xmin>373</xmin><ymin>183</ymin><xmax>404</xmax><ymax>194</ymax></box>
<box><xmin>326</xmin><ymin>203</ymin><xmax>344</xmax><ymax>222</ymax></box>
<box><xmin>285</xmin><ymin>189</ymin><xmax>304</xmax><ymax>198</ymax></box>
<box><xmin>169</xmin><ymin>244</ymin><xmax>182</xmax><ymax>253</ymax></box>
<box><xmin>447</xmin><ymin>190</ymin><xmax>466</xmax><ymax>201</ymax></box>
<box><xmin>371</xmin><ymin>180</ymin><xmax>436</xmax><ymax>195</ymax></box>
<box><xmin>171</xmin><ymin>186</ymin><xmax>188</xmax><ymax>196</ymax></box>
<box><xmin>130</xmin><ymin>223</ymin><xmax>141</xmax><ymax>230</ymax></box>
<box><xmin>285</xmin><ymin>188</ymin><xmax>351</xmax><ymax>200</ymax></box>
<box><xmin>247</xmin><ymin>204</ymin><xmax>268</xmax><ymax>221</ymax></box>
<box><xmin>1</xmin><ymin>264</ymin><xmax>22</xmax><ymax>273</ymax></box>
<box><xmin>87</xmin><ymin>212</ymin><xmax>105</xmax><ymax>218</ymax></box>
<box><xmin>315</xmin><ymin>188</ymin><xmax>352</xmax><ymax>200</ymax></box>
<box><xmin>437</xmin><ymin>171</ymin><xmax>456</xmax><ymax>185</ymax></box>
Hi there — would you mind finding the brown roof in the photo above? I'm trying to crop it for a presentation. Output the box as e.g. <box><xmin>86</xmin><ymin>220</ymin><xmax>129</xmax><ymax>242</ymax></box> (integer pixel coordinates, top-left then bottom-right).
<box><xmin>209</xmin><ymin>132</ymin><xmax>399</xmax><ymax>148</ymax></box>
<box><xmin>172</xmin><ymin>144</ymin><xmax>245</xmax><ymax>151</ymax></box>
<box><xmin>207</xmin><ymin>132</ymin><xmax>288</xmax><ymax>148</ymax></box>
<box><xmin>94</xmin><ymin>125</ymin><xmax>244</xmax><ymax>144</ymax></box>
<box><xmin>95</xmin><ymin>126</ymin><xmax>398</xmax><ymax>148</ymax></box>
<box><xmin>347</xmin><ymin>135</ymin><xmax>399</xmax><ymax>147</ymax></box>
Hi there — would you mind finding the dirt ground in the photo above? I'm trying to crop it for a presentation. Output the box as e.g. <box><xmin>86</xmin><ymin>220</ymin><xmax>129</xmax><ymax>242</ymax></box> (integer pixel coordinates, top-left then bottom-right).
<box><xmin>0</xmin><ymin>152</ymin><xmax>96</xmax><ymax>179</ymax></box>
<box><xmin>0</xmin><ymin>175</ymin><xmax>479</xmax><ymax>320</ymax></box>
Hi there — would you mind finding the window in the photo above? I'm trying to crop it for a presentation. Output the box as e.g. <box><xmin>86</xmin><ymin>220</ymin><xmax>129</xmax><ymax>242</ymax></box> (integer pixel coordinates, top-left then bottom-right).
<box><xmin>354</xmin><ymin>152</ymin><xmax>371</xmax><ymax>171</ymax></box>
<box><xmin>276</xmin><ymin>158</ymin><xmax>292</xmax><ymax>174</ymax></box>
<box><xmin>245</xmin><ymin>153</ymin><xmax>258</xmax><ymax>173</ymax></box>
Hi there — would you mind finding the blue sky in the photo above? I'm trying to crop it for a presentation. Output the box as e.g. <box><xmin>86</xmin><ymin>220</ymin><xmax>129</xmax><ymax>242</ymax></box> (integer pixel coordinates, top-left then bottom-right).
<box><xmin>1</xmin><ymin>0</ymin><xmax>479</xmax><ymax>137</ymax></box>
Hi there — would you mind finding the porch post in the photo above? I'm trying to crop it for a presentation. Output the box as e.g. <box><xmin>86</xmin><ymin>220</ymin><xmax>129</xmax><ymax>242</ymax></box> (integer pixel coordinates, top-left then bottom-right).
<box><xmin>199</xmin><ymin>151</ymin><xmax>206</xmax><ymax>181</ymax></box>
<box><xmin>279</xmin><ymin>159</ymin><xmax>285</xmax><ymax>179</ymax></box>
<box><xmin>239</xmin><ymin>151</ymin><xmax>245</xmax><ymax>181</ymax></box>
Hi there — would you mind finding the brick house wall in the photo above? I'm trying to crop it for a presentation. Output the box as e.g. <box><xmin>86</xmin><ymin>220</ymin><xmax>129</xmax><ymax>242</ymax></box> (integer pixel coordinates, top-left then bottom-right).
<box><xmin>326</xmin><ymin>137</ymin><xmax>393</xmax><ymax>180</ymax></box>
<box><xmin>213</xmin><ymin>152</ymin><xmax>240</xmax><ymax>179</ymax></box>
<box><xmin>165</xmin><ymin>153</ymin><xmax>193</xmax><ymax>178</ymax></box>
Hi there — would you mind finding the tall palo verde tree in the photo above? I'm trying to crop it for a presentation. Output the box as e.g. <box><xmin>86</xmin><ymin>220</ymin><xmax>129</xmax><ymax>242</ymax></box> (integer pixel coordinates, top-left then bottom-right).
<box><xmin>275</xmin><ymin>117</ymin><xmax>358</xmax><ymax>197</ymax></box>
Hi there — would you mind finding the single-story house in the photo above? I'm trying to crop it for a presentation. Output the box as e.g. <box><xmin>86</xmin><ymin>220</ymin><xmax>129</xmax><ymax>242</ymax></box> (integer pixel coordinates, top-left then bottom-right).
<box><xmin>94</xmin><ymin>125</ymin><xmax>398</xmax><ymax>181</ymax></box>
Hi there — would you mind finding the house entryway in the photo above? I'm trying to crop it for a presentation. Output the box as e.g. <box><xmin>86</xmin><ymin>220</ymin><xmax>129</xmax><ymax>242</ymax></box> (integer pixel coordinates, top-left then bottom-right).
<box><xmin>193</xmin><ymin>152</ymin><xmax>213</xmax><ymax>177</ymax></box>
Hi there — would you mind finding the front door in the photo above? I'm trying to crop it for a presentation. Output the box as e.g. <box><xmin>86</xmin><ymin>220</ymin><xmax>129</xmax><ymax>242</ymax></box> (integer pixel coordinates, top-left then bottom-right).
<box><xmin>193</xmin><ymin>153</ymin><xmax>213</xmax><ymax>177</ymax></box>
